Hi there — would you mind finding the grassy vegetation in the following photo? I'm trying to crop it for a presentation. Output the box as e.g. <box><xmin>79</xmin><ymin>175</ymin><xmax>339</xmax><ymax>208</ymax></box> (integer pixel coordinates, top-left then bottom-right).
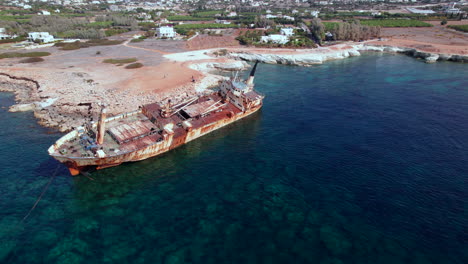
<box><xmin>323</xmin><ymin>22</ymin><xmax>340</xmax><ymax>31</ymax></box>
<box><xmin>86</xmin><ymin>39</ymin><xmax>124</xmax><ymax>45</ymax></box>
<box><xmin>448</xmin><ymin>24</ymin><xmax>468</xmax><ymax>32</ymax></box>
<box><xmin>19</xmin><ymin>57</ymin><xmax>44</xmax><ymax>63</ymax></box>
<box><xmin>54</xmin><ymin>41</ymin><xmax>84</xmax><ymax>50</ymax></box>
<box><xmin>85</xmin><ymin>21</ymin><xmax>113</xmax><ymax>29</ymax></box>
<box><xmin>192</xmin><ymin>10</ymin><xmax>224</xmax><ymax>17</ymax></box>
<box><xmin>103</xmin><ymin>58</ymin><xmax>138</xmax><ymax>64</ymax></box>
<box><xmin>174</xmin><ymin>23</ymin><xmax>237</xmax><ymax>30</ymax></box>
<box><xmin>125</xmin><ymin>62</ymin><xmax>143</xmax><ymax>69</ymax></box>
<box><xmin>168</xmin><ymin>15</ymin><xmax>213</xmax><ymax>21</ymax></box>
<box><xmin>54</xmin><ymin>39</ymin><xmax>124</xmax><ymax>50</ymax></box>
<box><xmin>0</xmin><ymin>14</ymin><xmax>32</xmax><ymax>23</ymax></box>
<box><xmin>0</xmin><ymin>36</ymin><xmax>27</xmax><ymax>44</ymax></box>
<box><xmin>0</xmin><ymin>52</ymin><xmax>51</xmax><ymax>59</ymax></box>
<box><xmin>104</xmin><ymin>28</ymin><xmax>129</xmax><ymax>36</ymax></box>
<box><xmin>360</xmin><ymin>19</ymin><xmax>432</xmax><ymax>27</ymax></box>
<box><xmin>130</xmin><ymin>36</ymin><xmax>146</xmax><ymax>43</ymax></box>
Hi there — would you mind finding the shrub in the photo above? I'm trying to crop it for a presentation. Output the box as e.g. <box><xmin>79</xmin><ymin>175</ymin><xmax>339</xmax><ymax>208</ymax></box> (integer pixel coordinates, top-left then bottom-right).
<box><xmin>105</xmin><ymin>28</ymin><xmax>129</xmax><ymax>37</ymax></box>
<box><xmin>441</xmin><ymin>19</ymin><xmax>448</xmax><ymax>26</ymax></box>
<box><xmin>360</xmin><ymin>19</ymin><xmax>432</xmax><ymax>27</ymax></box>
<box><xmin>0</xmin><ymin>36</ymin><xmax>27</xmax><ymax>44</ymax></box>
<box><xmin>125</xmin><ymin>63</ymin><xmax>143</xmax><ymax>69</ymax></box>
<box><xmin>19</xmin><ymin>57</ymin><xmax>44</xmax><ymax>63</ymax></box>
<box><xmin>54</xmin><ymin>39</ymin><xmax>123</xmax><ymax>50</ymax></box>
<box><xmin>0</xmin><ymin>52</ymin><xmax>51</xmax><ymax>59</ymax></box>
<box><xmin>448</xmin><ymin>25</ymin><xmax>468</xmax><ymax>32</ymax></box>
<box><xmin>56</xmin><ymin>41</ymin><xmax>82</xmax><ymax>50</ymax></box>
<box><xmin>103</xmin><ymin>58</ymin><xmax>138</xmax><ymax>64</ymax></box>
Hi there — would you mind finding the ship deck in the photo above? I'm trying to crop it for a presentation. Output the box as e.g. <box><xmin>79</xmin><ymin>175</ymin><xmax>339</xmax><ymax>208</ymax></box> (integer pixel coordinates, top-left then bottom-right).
<box><xmin>51</xmin><ymin>92</ymin><xmax>252</xmax><ymax>160</ymax></box>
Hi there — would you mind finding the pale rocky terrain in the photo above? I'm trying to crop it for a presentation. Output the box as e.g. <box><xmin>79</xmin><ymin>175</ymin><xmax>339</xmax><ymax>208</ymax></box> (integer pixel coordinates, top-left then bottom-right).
<box><xmin>1</xmin><ymin>26</ymin><xmax>466</xmax><ymax>132</ymax></box>
<box><xmin>0</xmin><ymin>38</ymin><xmax>247</xmax><ymax>132</ymax></box>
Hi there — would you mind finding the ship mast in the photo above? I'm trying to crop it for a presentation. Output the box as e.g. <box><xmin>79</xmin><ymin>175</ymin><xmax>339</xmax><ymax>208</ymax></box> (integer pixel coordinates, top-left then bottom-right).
<box><xmin>96</xmin><ymin>104</ymin><xmax>107</xmax><ymax>145</ymax></box>
<box><xmin>246</xmin><ymin>61</ymin><xmax>259</xmax><ymax>86</ymax></box>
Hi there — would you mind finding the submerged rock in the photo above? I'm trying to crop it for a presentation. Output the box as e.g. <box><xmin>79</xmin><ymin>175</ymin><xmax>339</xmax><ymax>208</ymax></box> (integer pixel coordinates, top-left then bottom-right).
<box><xmin>319</xmin><ymin>225</ymin><xmax>352</xmax><ymax>256</ymax></box>
<box><xmin>9</xmin><ymin>103</ymin><xmax>35</xmax><ymax>112</ymax></box>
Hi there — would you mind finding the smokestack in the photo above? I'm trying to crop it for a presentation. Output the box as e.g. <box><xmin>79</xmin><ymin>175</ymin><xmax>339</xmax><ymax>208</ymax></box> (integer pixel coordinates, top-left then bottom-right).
<box><xmin>246</xmin><ymin>61</ymin><xmax>258</xmax><ymax>86</ymax></box>
<box><xmin>97</xmin><ymin>106</ymin><xmax>107</xmax><ymax>145</ymax></box>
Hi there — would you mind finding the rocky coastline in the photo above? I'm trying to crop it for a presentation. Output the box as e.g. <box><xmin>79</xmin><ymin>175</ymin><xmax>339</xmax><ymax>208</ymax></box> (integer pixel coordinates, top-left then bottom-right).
<box><xmin>228</xmin><ymin>44</ymin><xmax>468</xmax><ymax>65</ymax></box>
<box><xmin>1</xmin><ymin>43</ymin><xmax>465</xmax><ymax>133</ymax></box>
<box><xmin>0</xmin><ymin>60</ymin><xmax>244</xmax><ymax>132</ymax></box>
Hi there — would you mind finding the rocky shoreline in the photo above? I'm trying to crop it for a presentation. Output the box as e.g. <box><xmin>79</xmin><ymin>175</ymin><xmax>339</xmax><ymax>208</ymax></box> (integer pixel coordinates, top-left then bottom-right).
<box><xmin>0</xmin><ymin>60</ymin><xmax>244</xmax><ymax>132</ymax></box>
<box><xmin>1</xmin><ymin>43</ymin><xmax>465</xmax><ymax>133</ymax></box>
<box><xmin>228</xmin><ymin>44</ymin><xmax>468</xmax><ymax>65</ymax></box>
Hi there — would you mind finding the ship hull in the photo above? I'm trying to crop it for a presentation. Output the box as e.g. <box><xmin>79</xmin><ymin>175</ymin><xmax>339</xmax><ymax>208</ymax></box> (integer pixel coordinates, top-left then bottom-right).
<box><xmin>51</xmin><ymin>105</ymin><xmax>261</xmax><ymax>175</ymax></box>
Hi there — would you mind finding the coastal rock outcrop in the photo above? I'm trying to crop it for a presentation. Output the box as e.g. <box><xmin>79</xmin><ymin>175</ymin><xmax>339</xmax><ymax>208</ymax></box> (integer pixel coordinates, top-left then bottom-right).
<box><xmin>229</xmin><ymin>47</ymin><xmax>362</xmax><ymax>66</ymax></box>
<box><xmin>189</xmin><ymin>61</ymin><xmax>250</xmax><ymax>72</ymax></box>
<box><xmin>360</xmin><ymin>44</ymin><xmax>467</xmax><ymax>63</ymax></box>
<box><xmin>228</xmin><ymin>44</ymin><xmax>467</xmax><ymax>65</ymax></box>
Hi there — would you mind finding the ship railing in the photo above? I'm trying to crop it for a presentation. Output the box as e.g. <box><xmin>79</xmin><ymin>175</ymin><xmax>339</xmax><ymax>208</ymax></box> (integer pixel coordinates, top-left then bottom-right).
<box><xmin>105</xmin><ymin>109</ymin><xmax>142</xmax><ymax>123</ymax></box>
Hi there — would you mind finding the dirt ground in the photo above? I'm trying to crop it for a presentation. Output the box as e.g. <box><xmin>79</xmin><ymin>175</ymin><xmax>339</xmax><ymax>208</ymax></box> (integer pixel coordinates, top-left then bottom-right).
<box><xmin>0</xmin><ymin>37</ymin><xmax>204</xmax><ymax>121</ymax></box>
<box><xmin>370</xmin><ymin>20</ymin><xmax>468</xmax><ymax>54</ymax></box>
<box><xmin>186</xmin><ymin>29</ymin><xmax>242</xmax><ymax>50</ymax></box>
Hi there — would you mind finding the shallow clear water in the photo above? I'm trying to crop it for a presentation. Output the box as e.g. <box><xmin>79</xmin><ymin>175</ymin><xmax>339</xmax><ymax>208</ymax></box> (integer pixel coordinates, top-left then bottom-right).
<box><xmin>1</xmin><ymin>54</ymin><xmax>467</xmax><ymax>263</ymax></box>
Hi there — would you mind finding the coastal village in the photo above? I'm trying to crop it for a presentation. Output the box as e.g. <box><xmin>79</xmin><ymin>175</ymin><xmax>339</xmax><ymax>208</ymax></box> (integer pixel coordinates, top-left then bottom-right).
<box><xmin>0</xmin><ymin>0</ymin><xmax>467</xmax><ymax>133</ymax></box>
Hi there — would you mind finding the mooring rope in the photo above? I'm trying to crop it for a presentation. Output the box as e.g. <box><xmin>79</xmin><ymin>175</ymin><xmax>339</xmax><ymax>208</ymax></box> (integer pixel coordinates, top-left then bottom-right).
<box><xmin>21</xmin><ymin>165</ymin><xmax>60</xmax><ymax>222</ymax></box>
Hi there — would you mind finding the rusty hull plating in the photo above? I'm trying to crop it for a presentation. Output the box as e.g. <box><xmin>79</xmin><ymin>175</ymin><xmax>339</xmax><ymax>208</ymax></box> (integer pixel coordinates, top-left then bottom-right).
<box><xmin>48</xmin><ymin>64</ymin><xmax>264</xmax><ymax>175</ymax></box>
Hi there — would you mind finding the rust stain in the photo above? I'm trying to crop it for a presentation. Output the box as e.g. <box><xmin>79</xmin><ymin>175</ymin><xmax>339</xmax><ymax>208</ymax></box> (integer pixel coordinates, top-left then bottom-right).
<box><xmin>49</xmin><ymin>75</ymin><xmax>264</xmax><ymax>175</ymax></box>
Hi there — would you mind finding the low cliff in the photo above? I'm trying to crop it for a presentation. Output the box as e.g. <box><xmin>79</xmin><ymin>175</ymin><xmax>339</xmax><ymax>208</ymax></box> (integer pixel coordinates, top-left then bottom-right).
<box><xmin>228</xmin><ymin>44</ymin><xmax>467</xmax><ymax>65</ymax></box>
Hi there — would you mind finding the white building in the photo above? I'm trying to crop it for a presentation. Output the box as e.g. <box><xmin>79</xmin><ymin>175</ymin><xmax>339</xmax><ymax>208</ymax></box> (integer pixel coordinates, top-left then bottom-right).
<box><xmin>215</xmin><ymin>19</ymin><xmax>231</xmax><ymax>25</ymax></box>
<box><xmin>261</xmin><ymin>34</ymin><xmax>289</xmax><ymax>44</ymax></box>
<box><xmin>283</xmin><ymin>15</ymin><xmax>295</xmax><ymax>21</ymax></box>
<box><xmin>311</xmin><ymin>11</ymin><xmax>320</xmax><ymax>18</ymax></box>
<box><xmin>280</xmin><ymin>28</ymin><xmax>294</xmax><ymax>37</ymax></box>
<box><xmin>227</xmin><ymin>11</ymin><xmax>237</xmax><ymax>17</ymax></box>
<box><xmin>0</xmin><ymin>28</ymin><xmax>17</xmax><ymax>40</ymax></box>
<box><xmin>156</xmin><ymin>26</ymin><xmax>176</xmax><ymax>38</ymax></box>
<box><xmin>38</xmin><ymin>10</ymin><xmax>51</xmax><ymax>15</ymax></box>
<box><xmin>28</xmin><ymin>32</ymin><xmax>55</xmax><ymax>43</ymax></box>
<box><xmin>265</xmin><ymin>14</ymin><xmax>277</xmax><ymax>19</ymax></box>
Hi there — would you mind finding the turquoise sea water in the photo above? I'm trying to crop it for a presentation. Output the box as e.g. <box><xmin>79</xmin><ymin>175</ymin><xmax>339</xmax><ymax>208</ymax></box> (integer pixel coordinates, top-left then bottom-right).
<box><xmin>1</xmin><ymin>53</ymin><xmax>467</xmax><ymax>263</ymax></box>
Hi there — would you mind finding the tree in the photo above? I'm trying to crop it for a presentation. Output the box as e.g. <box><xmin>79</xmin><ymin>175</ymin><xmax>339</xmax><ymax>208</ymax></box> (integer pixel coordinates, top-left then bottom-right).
<box><xmin>254</xmin><ymin>16</ymin><xmax>275</xmax><ymax>28</ymax></box>
<box><xmin>441</xmin><ymin>19</ymin><xmax>447</xmax><ymax>26</ymax></box>
<box><xmin>309</xmin><ymin>18</ymin><xmax>325</xmax><ymax>45</ymax></box>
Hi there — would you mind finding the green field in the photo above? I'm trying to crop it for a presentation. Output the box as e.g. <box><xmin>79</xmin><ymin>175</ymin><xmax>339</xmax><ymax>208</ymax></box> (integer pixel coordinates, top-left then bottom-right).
<box><xmin>448</xmin><ymin>24</ymin><xmax>468</xmax><ymax>32</ymax></box>
<box><xmin>192</xmin><ymin>10</ymin><xmax>224</xmax><ymax>17</ymax></box>
<box><xmin>105</xmin><ymin>28</ymin><xmax>128</xmax><ymax>36</ymax></box>
<box><xmin>174</xmin><ymin>23</ymin><xmax>238</xmax><ymax>30</ymax></box>
<box><xmin>85</xmin><ymin>21</ymin><xmax>113</xmax><ymax>29</ymax></box>
<box><xmin>0</xmin><ymin>14</ymin><xmax>32</xmax><ymax>23</ymax></box>
<box><xmin>323</xmin><ymin>22</ymin><xmax>341</xmax><ymax>31</ymax></box>
<box><xmin>168</xmin><ymin>16</ymin><xmax>212</xmax><ymax>21</ymax></box>
<box><xmin>360</xmin><ymin>19</ymin><xmax>432</xmax><ymax>27</ymax></box>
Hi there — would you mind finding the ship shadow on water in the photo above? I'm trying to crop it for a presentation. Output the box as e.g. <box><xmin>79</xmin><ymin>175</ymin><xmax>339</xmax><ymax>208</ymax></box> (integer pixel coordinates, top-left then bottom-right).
<box><xmin>70</xmin><ymin>111</ymin><xmax>263</xmax><ymax>205</ymax></box>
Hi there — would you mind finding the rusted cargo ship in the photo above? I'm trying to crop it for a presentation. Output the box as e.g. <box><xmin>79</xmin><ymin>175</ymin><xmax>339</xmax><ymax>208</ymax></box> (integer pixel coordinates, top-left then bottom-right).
<box><xmin>48</xmin><ymin>62</ymin><xmax>264</xmax><ymax>175</ymax></box>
